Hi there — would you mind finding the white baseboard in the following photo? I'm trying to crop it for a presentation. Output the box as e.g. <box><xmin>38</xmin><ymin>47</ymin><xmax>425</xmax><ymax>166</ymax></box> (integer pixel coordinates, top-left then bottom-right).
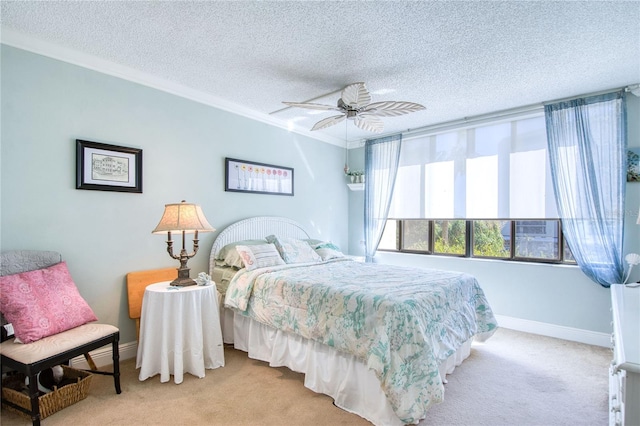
<box><xmin>70</xmin><ymin>340</ymin><xmax>138</xmax><ymax>369</ymax></box>
<box><xmin>495</xmin><ymin>314</ymin><xmax>611</xmax><ymax>348</ymax></box>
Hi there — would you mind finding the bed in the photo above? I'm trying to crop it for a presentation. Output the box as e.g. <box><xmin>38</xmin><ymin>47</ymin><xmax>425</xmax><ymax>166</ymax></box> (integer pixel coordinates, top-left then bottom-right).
<box><xmin>209</xmin><ymin>216</ymin><xmax>497</xmax><ymax>426</ymax></box>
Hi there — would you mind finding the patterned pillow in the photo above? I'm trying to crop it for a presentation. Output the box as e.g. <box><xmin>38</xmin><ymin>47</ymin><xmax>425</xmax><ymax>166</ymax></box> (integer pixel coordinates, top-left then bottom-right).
<box><xmin>217</xmin><ymin>240</ymin><xmax>267</xmax><ymax>269</ymax></box>
<box><xmin>0</xmin><ymin>262</ymin><xmax>98</xmax><ymax>343</ymax></box>
<box><xmin>223</xmin><ymin>250</ymin><xmax>246</xmax><ymax>269</ymax></box>
<box><xmin>235</xmin><ymin>244</ymin><xmax>285</xmax><ymax>271</ymax></box>
<box><xmin>266</xmin><ymin>235</ymin><xmax>322</xmax><ymax>264</ymax></box>
<box><xmin>312</xmin><ymin>242</ymin><xmax>345</xmax><ymax>261</ymax></box>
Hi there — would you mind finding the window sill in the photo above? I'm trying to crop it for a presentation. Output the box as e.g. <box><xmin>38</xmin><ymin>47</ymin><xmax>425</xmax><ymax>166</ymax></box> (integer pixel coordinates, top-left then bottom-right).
<box><xmin>377</xmin><ymin>250</ymin><xmax>578</xmax><ymax>268</ymax></box>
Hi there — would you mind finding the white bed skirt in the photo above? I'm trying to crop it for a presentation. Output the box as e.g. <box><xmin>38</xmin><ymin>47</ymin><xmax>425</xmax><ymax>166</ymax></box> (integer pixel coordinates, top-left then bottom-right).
<box><xmin>221</xmin><ymin>308</ymin><xmax>473</xmax><ymax>426</ymax></box>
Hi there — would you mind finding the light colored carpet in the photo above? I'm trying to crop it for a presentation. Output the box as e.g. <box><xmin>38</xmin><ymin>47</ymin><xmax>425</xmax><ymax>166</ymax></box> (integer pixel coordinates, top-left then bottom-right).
<box><xmin>1</xmin><ymin>328</ymin><xmax>610</xmax><ymax>425</ymax></box>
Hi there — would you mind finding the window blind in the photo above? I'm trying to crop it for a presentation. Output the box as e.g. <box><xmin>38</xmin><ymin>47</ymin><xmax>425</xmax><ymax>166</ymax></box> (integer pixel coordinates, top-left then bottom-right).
<box><xmin>388</xmin><ymin>114</ymin><xmax>559</xmax><ymax>219</ymax></box>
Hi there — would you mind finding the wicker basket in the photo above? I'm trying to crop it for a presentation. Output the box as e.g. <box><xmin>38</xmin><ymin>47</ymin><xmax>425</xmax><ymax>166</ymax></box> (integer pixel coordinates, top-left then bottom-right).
<box><xmin>1</xmin><ymin>365</ymin><xmax>93</xmax><ymax>420</ymax></box>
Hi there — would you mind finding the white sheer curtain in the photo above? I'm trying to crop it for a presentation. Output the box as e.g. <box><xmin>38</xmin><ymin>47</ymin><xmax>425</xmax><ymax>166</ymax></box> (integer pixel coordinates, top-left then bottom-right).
<box><xmin>545</xmin><ymin>91</ymin><xmax>627</xmax><ymax>286</ymax></box>
<box><xmin>364</xmin><ymin>134</ymin><xmax>402</xmax><ymax>262</ymax></box>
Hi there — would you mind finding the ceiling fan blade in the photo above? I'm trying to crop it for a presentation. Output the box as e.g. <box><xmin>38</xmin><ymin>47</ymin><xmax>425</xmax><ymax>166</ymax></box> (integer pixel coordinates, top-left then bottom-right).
<box><xmin>340</xmin><ymin>82</ymin><xmax>372</xmax><ymax>109</ymax></box>
<box><xmin>354</xmin><ymin>116</ymin><xmax>384</xmax><ymax>133</ymax></box>
<box><xmin>282</xmin><ymin>102</ymin><xmax>341</xmax><ymax>111</ymax></box>
<box><xmin>311</xmin><ymin>114</ymin><xmax>346</xmax><ymax>131</ymax></box>
<box><xmin>361</xmin><ymin>101</ymin><xmax>426</xmax><ymax>117</ymax></box>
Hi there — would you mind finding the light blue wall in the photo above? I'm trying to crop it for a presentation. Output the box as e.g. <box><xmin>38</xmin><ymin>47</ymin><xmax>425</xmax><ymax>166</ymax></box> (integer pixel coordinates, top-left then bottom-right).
<box><xmin>2</xmin><ymin>44</ymin><xmax>637</xmax><ymax>342</ymax></box>
<box><xmin>0</xmin><ymin>46</ymin><xmax>349</xmax><ymax>343</ymax></box>
<box><xmin>347</xmin><ymin>95</ymin><xmax>640</xmax><ymax>335</ymax></box>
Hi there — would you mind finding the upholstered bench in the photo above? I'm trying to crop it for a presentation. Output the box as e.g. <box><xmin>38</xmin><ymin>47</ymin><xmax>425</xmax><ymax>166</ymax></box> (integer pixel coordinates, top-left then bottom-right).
<box><xmin>0</xmin><ymin>250</ymin><xmax>121</xmax><ymax>426</ymax></box>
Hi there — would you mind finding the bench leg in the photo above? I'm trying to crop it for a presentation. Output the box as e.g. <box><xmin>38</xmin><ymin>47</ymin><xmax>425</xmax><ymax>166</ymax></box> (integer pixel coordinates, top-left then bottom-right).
<box><xmin>26</xmin><ymin>372</ymin><xmax>41</xmax><ymax>426</ymax></box>
<box><xmin>112</xmin><ymin>336</ymin><xmax>121</xmax><ymax>394</ymax></box>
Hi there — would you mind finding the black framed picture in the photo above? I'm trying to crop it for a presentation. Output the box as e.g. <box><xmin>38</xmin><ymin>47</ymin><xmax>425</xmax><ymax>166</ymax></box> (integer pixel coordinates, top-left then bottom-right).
<box><xmin>225</xmin><ymin>157</ymin><xmax>294</xmax><ymax>196</ymax></box>
<box><xmin>76</xmin><ymin>140</ymin><xmax>143</xmax><ymax>193</ymax></box>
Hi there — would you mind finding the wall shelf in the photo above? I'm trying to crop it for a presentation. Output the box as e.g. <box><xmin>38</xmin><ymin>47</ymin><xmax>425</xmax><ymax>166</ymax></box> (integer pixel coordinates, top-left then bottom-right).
<box><xmin>347</xmin><ymin>183</ymin><xmax>364</xmax><ymax>191</ymax></box>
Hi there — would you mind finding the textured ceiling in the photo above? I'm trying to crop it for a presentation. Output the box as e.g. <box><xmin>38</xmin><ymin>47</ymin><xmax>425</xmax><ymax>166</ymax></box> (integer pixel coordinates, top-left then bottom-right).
<box><xmin>2</xmin><ymin>1</ymin><xmax>639</xmax><ymax>145</ymax></box>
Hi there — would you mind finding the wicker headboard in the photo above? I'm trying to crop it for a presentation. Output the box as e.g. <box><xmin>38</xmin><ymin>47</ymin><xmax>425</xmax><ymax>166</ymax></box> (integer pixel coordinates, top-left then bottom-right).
<box><xmin>209</xmin><ymin>216</ymin><xmax>310</xmax><ymax>274</ymax></box>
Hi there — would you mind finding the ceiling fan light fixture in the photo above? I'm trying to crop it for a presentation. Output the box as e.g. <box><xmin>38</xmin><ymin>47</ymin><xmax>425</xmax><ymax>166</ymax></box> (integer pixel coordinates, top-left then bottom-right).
<box><xmin>283</xmin><ymin>82</ymin><xmax>425</xmax><ymax>133</ymax></box>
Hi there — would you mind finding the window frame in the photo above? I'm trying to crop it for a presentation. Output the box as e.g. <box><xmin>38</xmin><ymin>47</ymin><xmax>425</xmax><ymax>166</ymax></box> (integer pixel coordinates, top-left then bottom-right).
<box><xmin>379</xmin><ymin>218</ymin><xmax>576</xmax><ymax>265</ymax></box>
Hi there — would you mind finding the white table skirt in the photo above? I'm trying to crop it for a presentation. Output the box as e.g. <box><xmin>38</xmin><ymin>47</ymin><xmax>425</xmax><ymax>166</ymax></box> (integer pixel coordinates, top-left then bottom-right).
<box><xmin>136</xmin><ymin>281</ymin><xmax>224</xmax><ymax>383</ymax></box>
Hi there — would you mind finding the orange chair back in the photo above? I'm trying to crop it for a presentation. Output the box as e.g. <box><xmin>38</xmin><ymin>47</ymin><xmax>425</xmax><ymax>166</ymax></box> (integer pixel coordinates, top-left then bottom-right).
<box><xmin>126</xmin><ymin>267</ymin><xmax>177</xmax><ymax>340</ymax></box>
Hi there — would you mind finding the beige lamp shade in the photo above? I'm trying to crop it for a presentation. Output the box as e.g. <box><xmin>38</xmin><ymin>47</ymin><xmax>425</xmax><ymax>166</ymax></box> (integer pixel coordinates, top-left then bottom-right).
<box><xmin>152</xmin><ymin>200</ymin><xmax>215</xmax><ymax>234</ymax></box>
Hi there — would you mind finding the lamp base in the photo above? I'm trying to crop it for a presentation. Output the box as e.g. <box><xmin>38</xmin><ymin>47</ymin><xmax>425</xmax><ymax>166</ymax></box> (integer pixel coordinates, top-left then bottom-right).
<box><xmin>170</xmin><ymin>276</ymin><xmax>197</xmax><ymax>287</ymax></box>
<box><xmin>171</xmin><ymin>266</ymin><xmax>196</xmax><ymax>287</ymax></box>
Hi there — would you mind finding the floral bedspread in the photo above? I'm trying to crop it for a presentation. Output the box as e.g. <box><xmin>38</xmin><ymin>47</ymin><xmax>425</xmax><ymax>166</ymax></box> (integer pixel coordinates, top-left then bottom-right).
<box><xmin>224</xmin><ymin>259</ymin><xmax>497</xmax><ymax>424</ymax></box>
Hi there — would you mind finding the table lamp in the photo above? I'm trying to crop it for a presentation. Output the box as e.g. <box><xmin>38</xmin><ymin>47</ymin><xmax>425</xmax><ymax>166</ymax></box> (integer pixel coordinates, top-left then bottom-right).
<box><xmin>152</xmin><ymin>200</ymin><xmax>215</xmax><ymax>286</ymax></box>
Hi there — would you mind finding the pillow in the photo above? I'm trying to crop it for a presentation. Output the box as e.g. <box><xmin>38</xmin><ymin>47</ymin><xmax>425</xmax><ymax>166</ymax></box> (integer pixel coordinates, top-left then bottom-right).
<box><xmin>266</xmin><ymin>235</ymin><xmax>322</xmax><ymax>264</ymax></box>
<box><xmin>0</xmin><ymin>262</ymin><xmax>98</xmax><ymax>343</ymax></box>
<box><xmin>312</xmin><ymin>242</ymin><xmax>345</xmax><ymax>261</ymax></box>
<box><xmin>235</xmin><ymin>244</ymin><xmax>285</xmax><ymax>271</ymax></box>
<box><xmin>223</xmin><ymin>250</ymin><xmax>245</xmax><ymax>269</ymax></box>
<box><xmin>217</xmin><ymin>240</ymin><xmax>267</xmax><ymax>268</ymax></box>
<box><xmin>303</xmin><ymin>239</ymin><xmax>325</xmax><ymax>246</ymax></box>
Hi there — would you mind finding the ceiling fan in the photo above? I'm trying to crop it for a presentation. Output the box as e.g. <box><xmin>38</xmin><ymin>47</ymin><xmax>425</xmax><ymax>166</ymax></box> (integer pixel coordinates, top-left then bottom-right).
<box><xmin>283</xmin><ymin>82</ymin><xmax>425</xmax><ymax>133</ymax></box>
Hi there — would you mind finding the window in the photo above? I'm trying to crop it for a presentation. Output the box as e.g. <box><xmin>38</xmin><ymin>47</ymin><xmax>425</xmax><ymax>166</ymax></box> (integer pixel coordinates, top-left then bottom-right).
<box><xmin>514</xmin><ymin>220</ymin><xmax>559</xmax><ymax>260</ymax></box>
<box><xmin>473</xmin><ymin>220</ymin><xmax>509</xmax><ymax>258</ymax></box>
<box><xmin>434</xmin><ymin>220</ymin><xmax>466</xmax><ymax>255</ymax></box>
<box><xmin>381</xmin><ymin>112</ymin><xmax>575</xmax><ymax>264</ymax></box>
<box><xmin>401</xmin><ymin>220</ymin><xmax>430</xmax><ymax>252</ymax></box>
<box><xmin>381</xmin><ymin>219</ymin><xmax>575</xmax><ymax>264</ymax></box>
<box><xmin>379</xmin><ymin>219</ymin><xmax>399</xmax><ymax>251</ymax></box>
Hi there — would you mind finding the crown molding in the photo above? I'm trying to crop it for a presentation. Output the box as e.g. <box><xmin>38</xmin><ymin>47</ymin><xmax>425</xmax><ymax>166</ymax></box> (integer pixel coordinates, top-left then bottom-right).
<box><xmin>1</xmin><ymin>28</ymin><xmax>345</xmax><ymax>148</ymax></box>
<box><xmin>626</xmin><ymin>84</ymin><xmax>640</xmax><ymax>97</ymax></box>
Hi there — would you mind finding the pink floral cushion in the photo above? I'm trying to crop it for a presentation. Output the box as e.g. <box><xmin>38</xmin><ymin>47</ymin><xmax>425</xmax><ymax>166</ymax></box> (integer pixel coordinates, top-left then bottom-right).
<box><xmin>0</xmin><ymin>262</ymin><xmax>97</xmax><ymax>343</ymax></box>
